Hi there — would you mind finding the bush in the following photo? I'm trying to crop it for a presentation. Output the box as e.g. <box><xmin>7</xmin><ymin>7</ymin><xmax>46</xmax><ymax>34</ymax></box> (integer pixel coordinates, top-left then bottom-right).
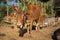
<box><xmin>0</xmin><ymin>17</ymin><xmax>3</xmax><ymax>21</ymax></box>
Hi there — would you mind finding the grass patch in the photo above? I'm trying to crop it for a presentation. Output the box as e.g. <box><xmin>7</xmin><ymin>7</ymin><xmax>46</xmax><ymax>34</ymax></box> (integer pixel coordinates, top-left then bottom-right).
<box><xmin>53</xmin><ymin>24</ymin><xmax>58</xmax><ymax>27</ymax></box>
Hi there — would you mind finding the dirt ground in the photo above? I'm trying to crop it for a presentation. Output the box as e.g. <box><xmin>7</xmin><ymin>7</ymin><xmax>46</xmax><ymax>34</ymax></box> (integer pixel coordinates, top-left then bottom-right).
<box><xmin>0</xmin><ymin>23</ymin><xmax>60</xmax><ymax>40</ymax></box>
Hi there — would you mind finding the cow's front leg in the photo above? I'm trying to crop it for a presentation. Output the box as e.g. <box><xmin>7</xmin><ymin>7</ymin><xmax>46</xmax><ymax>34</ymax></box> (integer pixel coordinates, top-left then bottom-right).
<box><xmin>27</xmin><ymin>20</ymin><xmax>33</xmax><ymax>37</ymax></box>
<box><xmin>36</xmin><ymin>22</ymin><xmax>40</xmax><ymax>31</ymax></box>
<box><xmin>29</xmin><ymin>20</ymin><xmax>33</xmax><ymax>37</ymax></box>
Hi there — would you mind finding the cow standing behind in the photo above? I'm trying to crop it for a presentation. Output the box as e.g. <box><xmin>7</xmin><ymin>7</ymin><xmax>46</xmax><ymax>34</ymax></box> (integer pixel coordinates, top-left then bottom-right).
<box><xmin>24</xmin><ymin>3</ymin><xmax>42</xmax><ymax>35</ymax></box>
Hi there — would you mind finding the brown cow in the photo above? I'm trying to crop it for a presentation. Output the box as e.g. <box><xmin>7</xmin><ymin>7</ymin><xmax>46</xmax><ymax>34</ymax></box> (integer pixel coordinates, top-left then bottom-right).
<box><xmin>24</xmin><ymin>4</ymin><xmax>42</xmax><ymax>35</ymax></box>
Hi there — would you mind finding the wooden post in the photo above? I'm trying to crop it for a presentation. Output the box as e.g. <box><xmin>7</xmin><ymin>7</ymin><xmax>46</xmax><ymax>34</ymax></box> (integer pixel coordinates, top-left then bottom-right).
<box><xmin>7</xmin><ymin>0</ymin><xmax>9</xmax><ymax>21</ymax></box>
<box><xmin>18</xmin><ymin>0</ymin><xmax>19</xmax><ymax>9</ymax></box>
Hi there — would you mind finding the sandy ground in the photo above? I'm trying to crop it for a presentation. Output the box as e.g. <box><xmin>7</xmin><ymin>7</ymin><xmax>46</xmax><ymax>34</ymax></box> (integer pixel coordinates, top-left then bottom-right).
<box><xmin>0</xmin><ymin>23</ymin><xmax>60</xmax><ymax>40</ymax></box>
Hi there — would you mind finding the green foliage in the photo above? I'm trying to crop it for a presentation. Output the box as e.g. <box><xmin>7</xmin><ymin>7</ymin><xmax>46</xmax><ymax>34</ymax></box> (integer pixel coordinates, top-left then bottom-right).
<box><xmin>0</xmin><ymin>0</ymin><xmax>7</xmax><ymax>4</ymax></box>
<box><xmin>45</xmin><ymin>2</ymin><xmax>52</xmax><ymax>15</ymax></box>
<box><xmin>0</xmin><ymin>5</ymin><xmax>6</xmax><ymax>21</ymax></box>
<box><xmin>8</xmin><ymin>5</ymin><xmax>15</xmax><ymax>13</ymax></box>
<box><xmin>53</xmin><ymin>24</ymin><xmax>58</xmax><ymax>27</ymax></box>
<box><xmin>26</xmin><ymin>0</ymin><xmax>38</xmax><ymax>4</ymax></box>
<box><xmin>54</xmin><ymin>0</ymin><xmax>60</xmax><ymax>7</ymax></box>
<box><xmin>0</xmin><ymin>17</ymin><xmax>3</xmax><ymax>21</ymax></box>
<box><xmin>0</xmin><ymin>5</ymin><xmax>6</xmax><ymax>17</ymax></box>
<box><xmin>0</xmin><ymin>5</ymin><xmax>3</xmax><ymax>12</ymax></box>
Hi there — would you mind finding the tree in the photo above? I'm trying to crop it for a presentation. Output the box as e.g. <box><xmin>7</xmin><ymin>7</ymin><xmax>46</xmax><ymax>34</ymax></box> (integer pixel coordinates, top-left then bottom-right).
<box><xmin>0</xmin><ymin>5</ymin><xmax>7</xmax><ymax>21</ymax></box>
<box><xmin>8</xmin><ymin>5</ymin><xmax>15</xmax><ymax>13</ymax></box>
<box><xmin>0</xmin><ymin>0</ymin><xmax>9</xmax><ymax>21</ymax></box>
<box><xmin>0</xmin><ymin>0</ymin><xmax>6</xmax><ymax>4</ymax></box>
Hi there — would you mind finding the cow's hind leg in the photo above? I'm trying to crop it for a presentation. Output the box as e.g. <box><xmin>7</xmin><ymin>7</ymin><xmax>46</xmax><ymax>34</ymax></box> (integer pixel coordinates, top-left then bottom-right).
<box><xmin>36</xmin><ymin>22</ymin><xmax>40</xmax><ymax>31</ymax></box>
<box><xmin>36</xmin><ymin>19</ymin><xmax>40</xmax><ymax>31</ymax></box>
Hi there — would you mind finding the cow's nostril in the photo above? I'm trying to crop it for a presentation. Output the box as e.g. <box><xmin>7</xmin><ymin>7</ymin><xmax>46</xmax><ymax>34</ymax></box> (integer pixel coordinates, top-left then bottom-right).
<box><xmin>17</xmin><ymin>25</ymin><xmax>23</xmax><ymax>29</ymax></box>
<box><xmin>17</xmin><ymin>25</ymin><xmax>20</xmax><ymax>28</ymax></box>
<box><xmin>20</xmin><ymin>25</ymin><xmax>23</xmax><ymax>28</ymax></box>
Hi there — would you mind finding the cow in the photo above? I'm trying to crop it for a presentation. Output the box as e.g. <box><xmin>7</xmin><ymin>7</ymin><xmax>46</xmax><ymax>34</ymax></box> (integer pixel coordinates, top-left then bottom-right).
<box><xmin>23</xmin><ymin>3</ymin><xmax>42</xmax><ymax>35</ymax></box>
